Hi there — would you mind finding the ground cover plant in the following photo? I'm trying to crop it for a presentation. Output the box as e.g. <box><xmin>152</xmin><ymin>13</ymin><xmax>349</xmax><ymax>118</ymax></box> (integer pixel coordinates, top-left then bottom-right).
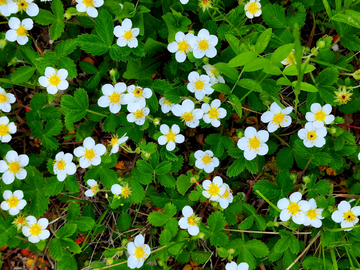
<box><xmin>1</xmin><ymin>0</ymin><xmax>360</xmax><ymax>269</ymax></box>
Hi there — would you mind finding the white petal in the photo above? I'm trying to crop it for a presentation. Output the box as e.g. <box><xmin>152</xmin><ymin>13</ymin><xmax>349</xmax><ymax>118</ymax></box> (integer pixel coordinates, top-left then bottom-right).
<box><xmin>338</xmin><ymin>201</ymin><xmax>351</xmax><ymax>213</ymax></box>
<box><xmin>134</xmin><ymin>234</ymin><xmax>144</xmax><ymax>246</ymax></box>
<box><xmin>182</xmin><ymin>206</ymin><xmax>193</xmax><ymax>217</ymax></box>
<box><xmin>179</xmin><ymin>217</ymin><xmax>189</xmax><ymax>229</ymax></box>
<box><xmin>292</xmin><ymin>212</ymin><xmax>305</xmax><ymax>225</ymax></box>
<box><xmin>188</xmin><ymin>225</ymin><xmax>199</xmax><ymax>236</ymax></box>
<box><xmin>289</xmin><ymin>192</ymin><xmax>302</xmax><ymax>203</ymax></box>
<box><xmin>280</xmin><ymin>210</ymin><xmax>291</xmax><ymax>222</ymax></box>
<box><xmin>245</xmin><ymin>127</ymin><xmax>257</xmax><ymax>138</ymax></box>
<box><xmin>331</xmin><ymin>210</ymin><xmax>343</xmax><ymax>223</ymax></box>
<box><xmin>244</xmin><ymin>149</ymin><xmax>256</xmax><ymax>161</ymax></box>
<box><xmin>83</xmin><ymin>137</ymin><xmax>95</xmax><ymax>148</ymax></box>
<box><xmin>277</xmin><ymin>198</ymin><xmax>289</xmax><ymax>209</ymax></box>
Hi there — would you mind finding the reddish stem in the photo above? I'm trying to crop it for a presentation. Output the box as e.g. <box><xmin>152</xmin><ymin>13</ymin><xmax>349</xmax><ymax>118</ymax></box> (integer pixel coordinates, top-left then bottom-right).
<box><xmin>338</xmin><ymin>124</ymin><xmax>360</xmax><ymax>130</ymax></box>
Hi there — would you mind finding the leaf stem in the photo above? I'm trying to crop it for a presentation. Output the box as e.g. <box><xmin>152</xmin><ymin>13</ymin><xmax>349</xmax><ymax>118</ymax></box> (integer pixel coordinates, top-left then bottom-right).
<box><xmin>254</xmin><ymin>190</ymin><xmax>281</xmax><ymax>212</ymax></box>
<box><xmin>271</xmin><ymin>132</ymin><xmax>290</xmax><ymax>147</ymax></box>
<box><xmin>329</xmin><ymin>247</ymin><xmax>338</xmax><ymax>270</ymax></box>
<box><xmin>86</xmin><ymin>109</ymin><xmax>108</xmax><ymax>117</ymax></box>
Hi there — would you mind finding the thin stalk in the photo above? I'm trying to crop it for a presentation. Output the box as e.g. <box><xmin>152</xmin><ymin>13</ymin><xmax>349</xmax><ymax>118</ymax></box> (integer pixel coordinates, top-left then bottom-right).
<box><xmin>86</xmin><ymin>109</ymin><xmax>108</xmax><ymax>117</ymax></box>
<box><xmin>329</xmin><ymin>247</ymin><xmax>338</xmax><ymax>270</ymax></box>
<box><xmin>255</xmin><ymin>190</ymin><xmax>281</xmax><ymax>212</ymax></box>
<box><xmin>271</xmin><ymin>132</ymin><xmax>290</xmax><ymax>147</ymax></box>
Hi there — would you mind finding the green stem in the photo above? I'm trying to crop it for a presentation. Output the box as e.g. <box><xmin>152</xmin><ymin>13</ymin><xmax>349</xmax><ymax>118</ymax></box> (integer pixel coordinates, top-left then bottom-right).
<box><xmin>255</xmin><ymin>190</ymin><xmax>281</xmax><ymax>212</ymax></box>
<box><xmin>326</xmin><ymin>224</ymin><xmax>360</xmax><ymax>232</ymax></box>
<box><xmin>293</xmin><ymin>23</ymin><xmax>303</xmax><ymax>117</ymax></box>
<box><xmin>329</xmin><ymin>247</ymin><xmax>338</xmax><ymax>270</ymax></box>
<box><xmin>86</xmin><ymin>109</ymin><xmax>108</xmax><ymax>117</ymax></box>
<box><xmin>342</xmin><ymin>233</ymin><xmax>354</xmax><ymax>268</ymax></box>
<box><xmin>81</xmin><ymin>208</ymin><xmax>109</xmax><ymax>250</ymax></box>
<box><xmin>0</xmin><ymin>78</ymin><xmax>37</xmax><ymax>89</ymax></box>
<box><xmin>271</xmin><ymin>132</ymin><xmax>290</xmax><ymax>147</ymax></box>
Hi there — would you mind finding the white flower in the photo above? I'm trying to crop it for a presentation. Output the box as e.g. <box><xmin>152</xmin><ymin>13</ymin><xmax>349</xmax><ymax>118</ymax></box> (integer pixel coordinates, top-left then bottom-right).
<box><xmin>203</xmin><ymin>65</ymin><xmax>225</xmax><ymax>84</ymax></box>
<box><xmin>125</xmin><ymin>85</ymin><xmax>152</xmax><ymax>104</ymax></box>
<box><xmin>0</xmin><ymin>116</ymin><xmax>16</xmax><ymax>143</ymax></box>
<box><xmin>127</xmin><ymin>234</ymin><xmax>151</xmax><ymax>269</ymax></box>
<box><xmin>202</xmin><ymin>99</ymin><xmax>227</xmax><ymax>128</ymax></box>
<box><xmin>5</xmin><ymin>17</ymin><xmax>33</xmax><ymax>45</ymax></box>
<box><xmin>167</xmin><ymin>32</ymin><xmax>195</xmax><ymax>63</ymax></box>
<box><xmin>298</xmin><ymin>122</ymin><xmax>327</xmax><ymax>148</ymax></box>
<box><xmin>85</xmin><ymin>179</ymin><xmax>99</xmax><ymax>197</ymax></box>
<box><xmin>260</xmin><ymin>102</ymin><xmax>293</xmax><ymax>133</ymax></box>
<box><xmin>305</xmin><ymin>103</ymin><xmax>335</xmax><ymax>128</ymax></box>
<box><xmin>0</xmin><ymin>87</ymin><xmax>16</xmax><ymax>112</ymax></box>
<box><xmin>127</xmin><ymin>99</ymin><xmax>150</xmax><ymax>126</ymax></box>
<box><xmin>1</xmin><ymin>190</ymin><xmax>26</xmax><ymax>215</ymax></box>
<box><xmin>0</xmin><ymin>150</ymin><xmax>28</xmax><ymax>185</ymax></box>
<box><xmin>281</xmin><ymin>49</ymin><xmax>296</xmax><ymax>66</ymax></box>
<box><xmin>53</xmin><ymin>152</ymin><xmax>76</xmax><ymax>182</ymax></box>
<box><xmin>172</xmin><ymin>99</ymin><xmax>204</xmax><ymax>128</ymax></box>
<box><xmin>98</xmin><ymin>83</ymin><xmax>128</xmax><ymax>114</ymax></box>
<box><xmin>0</xmin><ymin>0</ymin><xmax>17</xmax><ymax>16</ymax></box>
<box><xmin>195</xmin><ymin>150</ymin><xmax>219</xmax><ymax>174</ymax></box>
<box><xmin>178</xmin><ymin>206</ymin><xmax>200</xmax><ymax>236</ymax></box>
<box><xmin>237</xmin><ymin>127</ymin><xmax>269</xmax><ymax>161</ymax></box>
<box><xmin>38</xmin><ymin>67</ymin><xmax>69</xmax><ymax>95</ymax></box>
<box><xmin>159</xmin><ymin>97</ymin><xmax>174</xmax><ymax>113</ymax></box>
<box><xmin>303</xmin><ymin>198</ymin><xmax>324</xmax><ymax>228</ymax></box>
<box><xmin>22</xmin><ymin>216</ymin><xmax>50</xmax><ymax>243</ymax></box>
<box><xmin>75</xmin><ymin>0</ymin><xmax>103</xmax><ymax>18</ymax></box>
<box><xmin>219</xmin><ymin>183</ymin><xmax>233</xmax><ymax>209</ymax></box>
<box><xmin>114</xmin><ymin>18</ymin><xmax>139</xmax><ymax>48</ymax></box>
<box><xmin>332</xmin><ymin>44</ymin><xmax>339</xmax><ymax>51</ymax></box>
<box><xmin>180</xmin><ymin>0</ymin><xmax>189</xmax><ymax>4</ymax></box>
<box><xmin>244</xmin><ymin>0</ymin><xmax>261</xmax><ymax>19</ymax></box>
<box><xmin>187</xmin><ymin>71</ymin><xmax>213</xmax><ymax>101</ymax></box>
<box><xmin>277</xmin><ymin>192</ymin><xmax>311</xmax><ymax>225</ymax></box>
<box><xmin>109</xmin><ymin>134</ymin><xmax>128</xmax><ymax>155</ymax></box>
<box><xmin>190</xmin><ymin>29</ymin><xmax>218</xmax><ymax>59</ymax></box>
<box><xmin>226</xmin><ymin>262</ymin><xmax>249</xmax><ymax>270</ymax></box>
<box><xmin>73</xmin><ymin>137</ymin><xmax>106</xmax><ymax>169</ymax></box>
<box><xmin>158</xmin><ymin>124</ymin><xmax>185</xmax><ymax>151</ymax></box>
<box><xmin>202</xmin><ymin>176</ymin><xmax>226</xmax><ymax>201</ymax></box>
<box><xmin>111</xmin><ymin>183</ymin><xmax>131</xmax><ymax>198</ymax></box>
<box><xmin>331</xmin><ymin>201</ymin><xmax>360</xmax><ymax>231</ymax></box>
<box><xmin>14</xmin><ymin>0</ymin><xmax>38</xmax><ymax>16</ymax></box>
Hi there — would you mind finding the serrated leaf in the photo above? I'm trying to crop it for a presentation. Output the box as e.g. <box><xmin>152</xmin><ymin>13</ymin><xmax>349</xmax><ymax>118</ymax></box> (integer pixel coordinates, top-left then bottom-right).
<box><xmin>155</xmin><ymin>161</ymin><xmax>172</xmax><ymax>175</ymax></box>
<box><xmin>77</xmin><ymin>34</ymin><xmax>110</xmax><ymax>55</ymax></box>
<box><xmin>208</xmin><ymin>211</ymin><xmax>225</xmax><ymax>233</ymax></box>
<box><xmin>176</xmin><ymin>175</ymin><xmax>192</xmax><ymax>195</ymax></box>
<box><xmin>49</xmin><ymin>238</ymin><xmax>64</xmax><ymax>260</ymax></box>
<box><xmin>56</xmin><ymin>223</ymin><xmax>77</xmax><ymax>238</ymax></box>
<box><xmin>157</xmin><ymin>173</ymin><xmax>176</xmax><ymax>188</ymax></box>
<box><xmin>117</xmin><ymin>213</ymin><xmax>131</xmax><ymax>232</ymax></box>
<box><xmin>11</xmin><ymin>66</ymin><xmax>36</xmax><ymax>83</ymax></box>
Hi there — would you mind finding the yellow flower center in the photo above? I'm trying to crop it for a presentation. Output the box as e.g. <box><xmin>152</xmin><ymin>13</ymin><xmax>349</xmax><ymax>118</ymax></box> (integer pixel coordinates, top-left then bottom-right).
<box><xmin>306</xmin><ymin>208</ymin><xmax>318</xmax><ymax>220</ymax></box>
<box><xmin>0</xmin><ymin>0</ymin><xmax>6</xmax><ymax>5</ymax></box>
<box><xmin>249</xmin><ymin>136</ymin><xmax>260</xmax><ymax>150</ymax></box>
<box><xmin>6</xmin><ymin>195</ymin><xmax>20</xmax><ymax>208</ymax></box>
<box><xmin>134</xmin><ymin>246</ymin><xmax>145</xmax><ymax>259</ymax></box>
<box><xmin>15</xmin><ymin>216</ymin><xmax>27</xmax><ymax>225</ymax></box>
<box><xmin>272</xmin><ymin>112</ymin><xmax>285</xmax><ymax>125</ymax></box>
<box><xmin>110</xmin><ymin>138</ymin><xmax>119</xmax><ymax>146</ymax></box>
<box><xmin>187</xmin><ymin>216</ymin><xmax>196</xmax><ymax>226</ymax></box>
<box><xmin>314</xmin><ymin>109</ymin><xmax>326</xmax><ymax>122</ymax></box>
<box><xmin>83</xmin><ymin>0</ymin><xmax>93</xmax><ymax>7</ymax></box>
<box><xmin>307</xmin><ymin>131</ymin><xmax>317</xmax><ymax>141</ymax></box>
<box><xmin>178</xmin><ymin>40</ymin><xmax>189</xmax><ymax>53</ymax></box>
<box><xmin>16</xmin><ymin>26</ymin><xmax>27</xmax><ymax>37</ymax></box>
<box><xmin>208</xmin><ymin>183</ymin><xmax>220</xmax><ymax>196</ymax></box>
<box><xmin>17</xmin><ymin>0</ymin><xmax>28</xmax><ymax>10</ymax></box>
<box><xmin>0</xmin><ymin>94</ymin><xmax>7</xmax><ymax>103</ymax></box>
<box><xmin>194</xmin><ymin>80</ymin><xmax>204</xmax><ymax>90</ymax></box>
<box><xmin>182</xmin><ymin>112</ymin><xmax>194</xmax><ymax>122</ymax></box>
<box><xmin>90</xmin><ymin>185</ymin><xmax>98</xmax><ymax>194</ymax></box>
<box><xmin>121</xmin><ymin>187</ymin><xmax>131</xmax><ymax>198</ymax></box>
<box><xmin>287</xmin><ymin>202</ymin><xmax>300</xmax><ymax>215</ymax></box>
<box><xmin>123</xmin><ymin>30</ymin><xmax>133</xmax><ymax>41</ymax></box>
<box><xmin>286</xmin><ymin>52</ymin><xmax>296</xmax><ymax>66</ymax></box>
<box><xmin>133</xmin><ymin>87</ymin><xmax>143</xmax><ymax>98</ymax></box>
<box><xmin>343</xmin><ymin>210</ymin><xmax>356</xmax><ymax>222</ymax></box>
<box><xmin>84</xmin><ymin>149</ymin><xmax>95</xmax><ymax>160</ymax></box>
<box><xmin>56</xmin><ymin>159</ymin><xmax>66</xmax><ymax>171</ymax></box>
<box><xmin>8</xmin><ymin>161</ymin><xmax>20</xmax><ymax>174</ymax></box>
<box><xmin>165</xmin><ymin>131</ymin><xmax>176</xmax><ymax>142</ymax></box>
<box><xmin>198</xmin><ymin>40</ymin><xmax>209</xmax><ymax>51</ymax></box>
<box><xmin>223</xmin><ymin>189</ymin><xmax>230</xmax><ymax>199</ymax></box>
<box><xmin>109</xmin><ymin>92</ymin><xmax>121</xmax><ymax>104</ymax></box>
<box><xmin>202</xmin><ymin>155</ymin><xmax>212</xmax><ymax>165</ymax></box>
<box><xmin>0</xmin><ymin>124</ymin><xmax>9</xmax><ymax>136</ymax></box>
<box><xmin>48</xmin><ymin>73</ymin><xmax>60</xmax><ymax>86</ymax></box>
<box><xmin>134</xmin><ymin>109</ymin><xmax>144</xmax><ymax>119</ymax></box>
<box><xmin>29</xmin><ymin>223</ymin><xmax>42</xmax><ymax>236</ymax></box>
<box><xmin>164</xmin><ymin>99</ymin><xmax>172</xmax><ymax>106</ymax></box>
<box><xmin>208</xmin><ymin>107</ymin><xmax>219</xmax><ymax>120</ymax></box>
<box><xmin>247</xmin><ymin>2</ymin><xmax>259</xmax><ymax>15</ymax></box>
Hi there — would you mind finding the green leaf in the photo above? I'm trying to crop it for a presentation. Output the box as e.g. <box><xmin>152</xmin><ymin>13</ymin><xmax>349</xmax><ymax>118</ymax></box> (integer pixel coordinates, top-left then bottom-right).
<box><xmin>176</xmin><ymin>175</ymin><xmax>192</xmax><ymax>195</ymax></box>
<box><xmin>208</xmin><ymin>211</ymin><xmax>225</xmax><ymax>233</ymax></box>
<box><xmin>227</xmin><ymin>158</ymin><xmax>245</xmax><ymax>178</ymax></box>
<box><xmin>56</xmin><ymin>224</ymin><xmax>77</xmax><ymax>238</ymax></box>
<box><xmin>243</xmin><ymin>58</ymin><xmax>270</xmax><ymax>72</ymax></box>
<box><xmin>210</xmin><ymin>232</ymin><xmax>229</xmax><ymax>247</ymax></box>
<box><xmin>137</xmin><ymin>160</ymin><xmax>154</xmax><ymax>174</ymax></box>
<box><xmin>191</xmin><ymin>251</ymin><xmax>211</xmax><ymax>264</ymax></box>
<box><xmin>283</xmin><ymin>63</ymin><xmax>316</xmax><ymax>75</ymax></box>
<box><xmin>246</xmin><ymin>239</ymin><xmax>270</xmax><ymax>258</ymax></box>
<box><xmin>50</xmin><ymin>20</ymin><xmax>65</xmax><ymax>41</ymax></box>
<box><xmin>55</xmin><ymin>39</ymin><xmax>77</xmax><ymax>56</ymax></box>
<box><xmin>238</xmin><ymin>215</ymin><xmax>255</xmax><ymax>230</ymax></box>
<box><xmin>331</xmin><ymin>10</ymin><xmax>360</xmax><ymax>29</ymax></box>
<box><xmin>253</xmin><ymin>180</ymin><xmax>280</xmax><ymax>200</ymax></box>
<box><xmin>34</xmin><ymin>9</ymin><xmax>56</xmax><ymax>25</ymax></box>
<box><xmin>30</xmin><ymin>92</ymin><xmax>47</xmax><ymax>111</ymax></box>
<box><xmin>157</xmin><ymin>173</ymin><xmax>176</xmax><ymax>188</ymax></box>
<box><xmin>189</xmin><ymin>190</ymin><xmax>202</xmax><ymax>201</ymax></box>
<box><xmin>57</xmin><ymin>254</ymin><xmax>77</xmax><ymax>270</ymax></box>
<box><xmin>123</xmin><ymin>58</ymin><xmax>163</xmax><ymax>80</ymax></box>
<box><xmin>276</xmin><ymin>147</ymin><xmax>294</xmax><ymax>170</ymax></box>
<box><xmin>271</xmin><ymin>43</ymin><xmax>294</xmax><ymax>64</ymax></box>
<box><xmin>211</xmin><ymin>83</ymin><xmax>231</xmax><ymax>95</ymax></box>
<box><xmin>229</xmin><ymin>94</ymin><xmax>242</xmax><ymax>118</ymax></box>
<box><xmin>117</xmin><ymin>213</ymin><xmax>132</xmax><ymax>232</ymax></box>
<box><xmin>11</xmin><ymin>66</ymin><xmax>36</xmax><ymax>83</ymax></box>
<box><xmin>291</xmin><ymin>81</ymin><xmax>318</xmax><ymax>92</ymax></box>
<box><xmin>61</xmin><ymin>88</ymin><xmax>89</xmax><ymax>125</ymax></box>
<box><xmin>228</xmin><ymin>52</ymin><xmax>257</xmax><ymax>67</ymax></box>
<box><xmin>155</xmin><ymin>161</ymin><xmax>172</xmax><ymax>175</ymax></box>
<box><xmin>162</xmin><ymin>11</ymin><xmax>192</xmax><ymax>42</ymax></box>
<box><xmin>255</xmin><ymin>28</ymin><xmax>272</xmax><ymax>54</ymax></box>
<box><xmin>215</xmin><ymin>62</ymin><xmax>239</xmax><ymax>81</ymax></box>
<box><xmin>95</xmin><ymin>9</ymin><xmax>114</xmax><ymax>46</ymax></box>
<box><xmin>164</xmin><ymin>203</ymin><xmax>177</xmax><ymax>217</ymax></box>
<box><xmin>68</xmin><ymin>217</ymin><xmax>94</xmax><ymax>232</ymax></box>
<box><xmin>238</xmin><ymin>78</ymin><xmax>263</xmax><ymax>92</ymax></box>
<box><xmin>315</xmin><ymin>67</ymin><xmax>338</xmax><ymax>86</ymax></box>
<box><xmin>61</xmin><ymin>238</ymin><xmax>81</xmax><ymax>254</ymax></box>
<box><xmin>77</xmin><ymin>34</ymin><xmax>110</xmax><ymax>55</ymax></box>
<box><xmin>262</xmin><ymin>4</ymin><xmax>287</xmax><ymax>28</ymax></box>
<box><xmin>308</xmin><ymin>180</ymin><xmax>331</xmax><ymax>198</ymax></box>
<box><xmin>148</xmin><ymin>211</ymin><xmax>170</xmax><ymax>226</ymax></box>
<box><xmin>49</xmin><ymin>238</ymin><xmax>64</xmax><ymax>260</ymax></box>
<box><xmin>44</xmin><ymin>176</ymin><xmax>64</xmax><ymax>196</ymax></box>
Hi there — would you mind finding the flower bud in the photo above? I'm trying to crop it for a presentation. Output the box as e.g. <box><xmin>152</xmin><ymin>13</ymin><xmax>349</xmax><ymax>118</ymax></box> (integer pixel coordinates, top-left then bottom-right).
<box><xmin>190</xmin><ymin>176</ymin><xmax>197</xmax><ymax>183</ymax></box>
<box><xmin>202</xmin><ymin>56</ymin><xmax>209</xmax><ymax>65</ymax></box>
<box><xmin>237</xmin><ymin>129</ymin><xmax>244</xmax><ymax>139</ymax></box>
<box><xmin>197</xmin><ymin>232</ymin><xmax>205</xmax><ymax>239</ymax></box>
<box><xmin>106</xmin><ymin>258</ymin><xmax>114</xmax><ymax>265</ymax></box>
<box><xmin>143</xmin><ymin>152</ymin><xmax>151</xmax><ymax>159</ymax></box>
<box><xmin>353</xmin><ymin>70</ymin><xmax>360</xmax><ymax>80</ymax></box>
<box><xmin>110</xmin><ymin>68</ymin><xmax>118</xmax><ymax>77</ymax></box>
<box><xmin>328</xmin><ymin>206</ymin><xmax>334</xmax><ymax>212</ymax></box>
<box><xmin>317</xmin><ymin>40</ymin><xmax>326</xmax><ymax>49</ymax></box>
<box><xmin>0</xmin><ymin>39</ymin><xmax>7</xmax><ymax>50</ymax></box>
<box><xmin>122</xmin><ymin>239</ymin><xmax>129</xmax><ymax>247</ymax></box>
<box><xmin>135</xmin><ymin>147</ymin><xmax>141</xmax><ymax>154</ymax></box>
<box><xmin>64</xmin><ymin>11</ymin><xmax>72</xmax><ymax>20</ymax></box>
<box><xmin>153</xmin><ymin>118</ymin><xmax>160</xmax><ymax>126</ymax></box>
<box><xmin>329</xmin><ymin>127</ymin><xmax>337</xmax><ymax>135</ymax></box>
<box><xmin>188</xmin><ymin>30</ymin><xmax>195</xmax><ymax>35</ymax></box>
<box><xmin>211</xmin><ymin>201</ymin><xmax>218</xmax><ymax>208</ymax></box>
<box><xmin>311</xmin><ymin>47</ymin><xmax>318</xmax><ymax>56</ymax></box>
<box><xmin>202</xmin><ymin>96</ymin><xmax>211</xmax><ymax>104</ymax></box>
<box><xmin>303</xmin><ymin>176</ymin><xmax>311</xmax><ymax>183</ymax></box>
<box><xmin>290</xmin><ymin>173</ymin><xmax>297</xmax><ymax>181</ymax></box>
<box><xmin>157</xmin><ymin>260</ymin><xmax>165</xmax><ymax>267</ymax></box>
<box><xmin>228</xmin><ymin>248</ymin><xmax>235</xmax><ymax>255</ymax></box>
<box><xmin>305</xmin><ymin>47</ymin><xmax>310</xmax><ymax>52</ymax></box>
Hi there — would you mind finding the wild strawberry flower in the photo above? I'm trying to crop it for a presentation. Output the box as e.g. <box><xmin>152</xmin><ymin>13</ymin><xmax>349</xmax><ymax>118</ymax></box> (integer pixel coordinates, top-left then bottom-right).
<box><xmin>187</xmin><ymin>71</ymin><xmax>213</xmax><ymax>101</ymax></box>
<box><xmin>219</xmin><ymin>183</ymin><xmax>233</xmax><ymax>209</ymax></box>
<box><xmin>244</xmin><ymin>0</ymin><xmax>262</xmax><ymax>19</ymax></box>
<box><xmin>127</xmin><ymin>99</ymin><xmax>150</xmax><ymax>126</ymax></box>
<box><xmin>1</xmin><ymin>190</ymin><xmax>26</xmax><ymax>216</ymax></box>
<box><xmin>298</xmin><ymin>122</ymin><xmax>327</xmax><ymax>148</ymax></box>
<box><xmin>226</xmin><ymin>262</ymin><xmax>249</xmax><ymax>270</ymax></box>
<box><xmin>53</xmin><ymin>152</ymin><xmax>76</xmax><ymax>182</ymax></box>
<box><xmin>0</xmin><ymin>0</ymin><xmax>17</xmax><ymax>16</ymax></box>
<box><xmin>111</xmin><ymin>183</ymin><xmax>132</xmax><ymax>198</ymax></box>
<box><xmin>199</xmin><ymin>0</ymin><xmax>212</xmax><ymax>12</ymax></box>
<box><xmin>0</xmin><ymin>87</ymin><xmax>16</xmax><ymax>113</ymax></box>
<box><xmin>159</xmin><ymin>97</ymin><xmax>175</xmax><ymax>113</ymax></box>
<box><xmin>172</xmin><ymin>99</ymin><xmax>204</xmax><ymax>128</ymax></box>
<box><xmin>125</xmin><ymin>85</ymin><xmax>152</xmax><ymax>104</ymax></box>
<box><xmin>277</xmin><ymin>192</ymin><xmax>311</xmax><ymax>225</ymax></box>
<box><xmin>85</xmin><ymin>179</ymin><xmax>100</xmax><ymax>197</ymax></box>
<box><xmin>14</xmin><ymin>0</ymin><xmax>39</xmax><ymax>16</ymax></box>
<box><xmin>201</xmin><ymin>99</ymin><xmax>227</xmax><ymax>128</ymax></box>
<box><xmin>305</xmin><ymin>103</ymin><xmax>335</xmax><ymax>128</ymax></box>
<box><xmin>303</xmin><ymin>198</ymin><xmax>324</xmax><ymax>228</ymax></box>
<box><xmin>158</xmin><ymin>124</ymin><xmax>185</xmax><ymax>151</ymax></box>
<box><xmin>0</xmin><ymin>150</ymin><xmax>29</xmax><ymax>185</ymax></box>
<box><xmin>203</xmin><ymin>65</ymin><xmax>225</xmax><ymax>84</ymax></box>
<box><xmin>114</xmin><ymin>18</ymin><xmax>139</xmax><ymax>48</ymax></box>
<box><xmin>334</xmin><ymin>86</ymin><xmax>352</xmax><ymax>105</ymax></box>
<box><xmin>75</xmin><ymin>0</ymin><xmax>103</xmax><ymax>18</ymax></box>
<box><xmin>5</xmin><ymin>17</ymin><xmax>33</xmax><ymax>45</ymax></box>
<box><xmin>73</xmin><ymin>137</ymin><xmax>106</xmax><ymax>168</ymax></box>
<box><xmin>109</xmin><ymin>134</ymin><xmax>128</xmax><ymax>155</ymax></box>
<box><xmin>38</xmin><ymin>67</ymin><xmax>69</xmax><ymax>95</ymax></box>
<box><xmin>180</xmin><ymin>0</ymin><xmax>188</xmax><ymax>3</ymax></box>
<box><xmin>331</xmin><ymin>200</ymin><xmax>360</xmax><ymax>231</ymax></box>
<box><xmin>281</xmin><ymin>49</ymin><xmax>296</xmax><ymax>66</ymax></box>
<box><xmin>22</xmin><ymin>216</ymin><xmax>50</xmax><ymax>243</ymax></box>
<box><xmin>167</xmin><ymin>32</ymin><xmax>195</xmax><ymax>63</ymax></box>
<box><xmin>127</xmin><ymin>234</ymin><xmax>151</xmax><ymax>269</ymax></box>
<box><xmin>179</xmin><ymin>206</ymin><xmax>200</xmax><ymax>236</ymax></box>
<box><xmin>195</xmin><ymin>150</ymin><xmax>219</xmax><ymax>174</ymax></box>
<box><xmin>190</xmin><ymin>29</ymin><xmax>218</xmax><ymax>59</ymax></box>
<box><xmin>237</xmin><ymin>127</ymin><xmax>269</xmax><ymax>161</ymax></box>
<box><xmin>98</xmin><ymin>83</ymin><xmax>128</xmax><ymax>114</ymax></box>
<box><xmin>0</xmin><ymin>116</ymin><xmax>16</xmax><ymax>143</ymax></box>
<box><xmin>260</xmin><ymin>102</ymin><xmax>293</xmax><ymax>133</ymax></box>
<box><xmin>202</xmin><ymin>176</ymin><xmax>226</xmax><ymax>201</ymax></box>
<box><xmin>13</xmin><ymin>215</ymin><xmax>28</xmax><ymax>230</ymax></box>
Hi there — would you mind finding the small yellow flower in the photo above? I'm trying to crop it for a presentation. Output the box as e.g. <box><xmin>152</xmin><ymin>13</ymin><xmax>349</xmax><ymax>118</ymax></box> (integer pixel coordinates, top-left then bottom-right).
<box><xmin>12</xmin><ymin>215</ymin><xmax>28</xmax><ymax>230</ymax></box>
<box><xmin>199</xmin><ymin>0</ymin><xmax>212</xmax><ymax>12</ymax></box>
<box><xmin>334</xmin><ymin>86</ymin><xmax>353</xmax><ymax>105</ymax></box>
